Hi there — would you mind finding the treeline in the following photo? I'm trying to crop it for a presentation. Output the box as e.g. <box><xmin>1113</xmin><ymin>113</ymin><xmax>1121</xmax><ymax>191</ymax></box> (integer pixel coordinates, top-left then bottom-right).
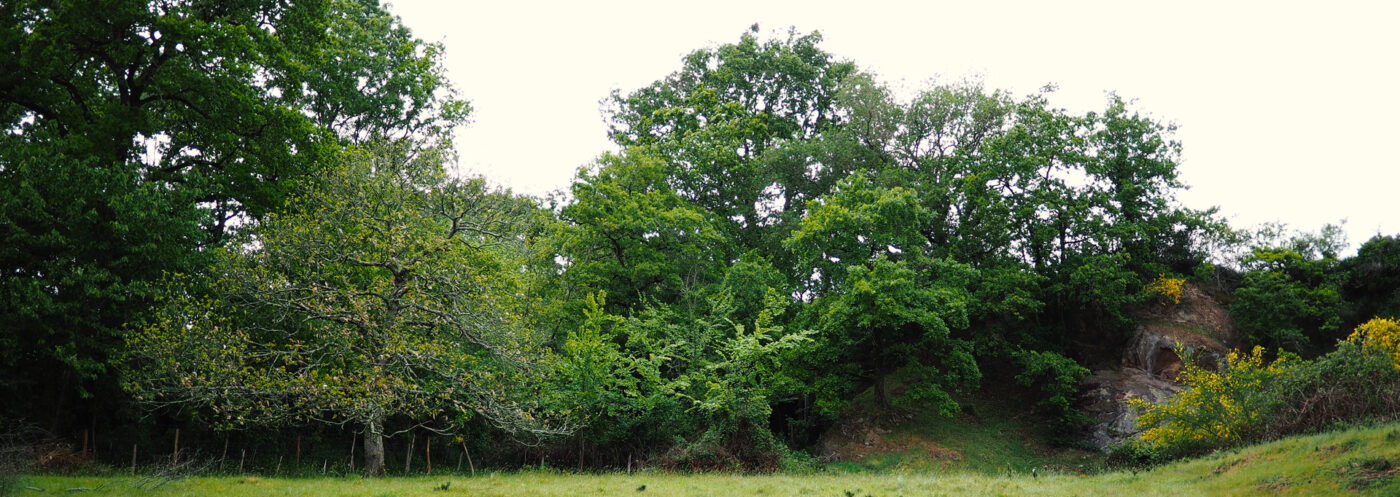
<box><xmin>3</xmin><ymin>2</ymin><xmax>1398</xmax><ymax>475</ymax></box>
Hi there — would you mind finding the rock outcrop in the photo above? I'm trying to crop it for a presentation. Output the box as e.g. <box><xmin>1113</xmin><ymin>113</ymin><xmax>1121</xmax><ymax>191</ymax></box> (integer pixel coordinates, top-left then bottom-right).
<box><xmin>1082</xmin><ymin>283</ymin><xmax>1238</xmax><ymax>448</ymax></box>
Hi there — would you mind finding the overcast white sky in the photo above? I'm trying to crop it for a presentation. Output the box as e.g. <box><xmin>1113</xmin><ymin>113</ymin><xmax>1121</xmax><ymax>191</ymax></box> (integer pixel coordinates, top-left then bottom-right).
<box><xmin>389</xmin><ymin>0</ymin><xmax>1399</xmax><ymax>253</ymax></box>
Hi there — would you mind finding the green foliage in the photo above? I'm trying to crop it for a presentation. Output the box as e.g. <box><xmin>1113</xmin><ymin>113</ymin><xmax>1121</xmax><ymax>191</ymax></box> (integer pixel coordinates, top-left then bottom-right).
<box><xmin>784</xmin><ymin>174</ymin><xmax>929</xmax><ymax>293</ymax></box>
<box><xmin>1055</xmin><ymin>253</ymin><xmax>1145</xmax><ymax>335</ymax></box>
<box><xmin>1344</xmin><ymin>235</ymin><xmax>1400</xmax><ymax>323</ymax></box>
<box><xmin>0</xmin><ymin>0</ymin><xmax>462</xmax><ymax>426</ymax></box>
<box><xmin>1270</xmin><ymin>340</ymin><xmax>1400</xmax><ymax>435</ymax></box>
<box><xmin>1231</xmin><ymin>232</ymin><xmax>1345</xmax><ymax>355</ymax></box>
<box><xmin>805</xmin><ymin>257</ymin><xmax>977</xmax><ymax>416</ymax></box>
<box><xmin>124</xmin><ymin>145</ymin><xmax>566</xmax><ymax>472</ymax></box>
<box><xmin>692</xmin><ymin>291</ymin><xmax>813</xmax><ymax>431</ymax></box>
<box><xmin>605</xmin><ymin>26</ymin><xmax>856</xmax><ymax>251</ymax></box>
<box><xmin>1133</xmin><ymin>321</ymin><xmax>1400</xmax><ymax>460</ymax></box>
<box><xmin>0</xmin><ymin>141</ymin><xmax>206</xmax><ymax>413</ymax></box>
<box><xmin>1132</xmin><ymin>346</ymin><xmax>1298</xmax><ymax>459</ymax></box>
<box><xmin>3</xmin><ymin>19</ymin><xmax>1250</xmax><ymax>465</ymax></box>
<box><xmin>542</xmin><ymin>266</ymin><xmax>813</xmax><ymax>468</ymax></box>
<box><xmin>556</xmin><ymin>149</ymin><xmax>726</xmax><ymax>312</ymax></box>
<box><xmin>1011</xmin><ymin>349</ymin><xmax>1092</xmax><ymax>438</ymax></box>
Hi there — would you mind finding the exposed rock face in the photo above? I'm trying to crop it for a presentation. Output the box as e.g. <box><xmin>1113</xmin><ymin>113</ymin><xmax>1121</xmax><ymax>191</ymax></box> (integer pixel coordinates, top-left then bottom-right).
<box><xmin>1082</xmin><ymin>283</ymin><xmax>1238</xmax><ymax>449</ymax></box>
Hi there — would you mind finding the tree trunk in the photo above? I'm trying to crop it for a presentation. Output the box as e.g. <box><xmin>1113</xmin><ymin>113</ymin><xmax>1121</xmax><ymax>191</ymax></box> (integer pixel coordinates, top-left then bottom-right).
<box><xmin>363</xmin><ymin>417</ymin><xmax>386</xmax><ymax>477</ymax></box>
<box><xmin>404</xmin><ymin>432</ymin><xmax>414</xmax><ymax>475</ymax></box>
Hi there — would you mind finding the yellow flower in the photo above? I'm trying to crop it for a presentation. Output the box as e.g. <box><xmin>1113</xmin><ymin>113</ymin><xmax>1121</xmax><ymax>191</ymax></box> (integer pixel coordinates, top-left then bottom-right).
<box><xmin>1146</xmin><ymin>274</ymin><xmax>1185</xmax><ymax>305</ymax></box>
<box><xmin>1350</xmin><ymin>317</ymin><xmax>1400</xmax><ymax>370</ymax></box>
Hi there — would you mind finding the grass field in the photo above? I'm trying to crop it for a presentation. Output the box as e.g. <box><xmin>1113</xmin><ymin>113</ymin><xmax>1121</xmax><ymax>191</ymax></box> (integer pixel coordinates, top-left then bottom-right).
<box><xmin>16</xmin><ymin>421</ymin><xmax>1400</xmax><ymax>496</ymax></box>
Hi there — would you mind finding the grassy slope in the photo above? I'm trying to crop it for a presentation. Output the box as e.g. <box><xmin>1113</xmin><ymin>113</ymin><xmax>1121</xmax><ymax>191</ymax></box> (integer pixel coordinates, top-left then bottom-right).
<box><xmin>818</xmin><ymin>388</ymin><xmax>1102</xmax><ymax>475</ymax></box>
<box><xmin>21</xmin><ymin>422</ymin><xmax>1400</xmax><ymax>496</ymax></box>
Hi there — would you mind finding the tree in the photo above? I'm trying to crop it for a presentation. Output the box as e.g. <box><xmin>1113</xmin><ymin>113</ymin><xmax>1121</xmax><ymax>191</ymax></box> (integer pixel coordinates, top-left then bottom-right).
<box><xmin>1343</xmin><ymin>235</ymin><xmax>1400</xmax><ymax>324</ymax></box>
<box><xmin>0</xmin><ymin>137</ymin><xmax>207</xmax><ymax>426</ymax></box>
<box><xmin>554</xmin><ymin>149</ymin><xmax>726</xmax><ymax>314</ymax></box>
<box><xmin>0</xmin><ymin>0</ymin><xmax>464</xmax><ymax>426</ymax></box>
<box><xmin>125</xmin><ymin>145</ymin><xmax>565</xmax><ymax>476</ymax></box>
<box><xmin>802</xmin><ymin>257</ymin><xmax>978</xmax><ymax>416</ymax></box>
<box><xmin>604</xmin><ymin>26</ymin><xmax>856</xmax><ymax>252</ymax></box>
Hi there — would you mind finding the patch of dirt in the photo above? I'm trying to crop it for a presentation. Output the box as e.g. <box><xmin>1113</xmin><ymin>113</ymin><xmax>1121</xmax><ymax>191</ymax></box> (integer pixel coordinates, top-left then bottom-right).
<box><xmin>814</xmin><ymin>384</ymin><xmax>985</xmax><ymax>467</ymax></box>
<box><xmin>817</xmin><ymin>422</ymin><xmax>964</xmax><ymax>467</ymax></box>
<box><xmin>1321</xmin><ymin>440</ymin><xmax>1357</xmax><ymax>457</ymax></box>
<box><xmin>1213</xmin><ymin>454</ymin><xmax>1256</xmax><ymax>475</ymax></box>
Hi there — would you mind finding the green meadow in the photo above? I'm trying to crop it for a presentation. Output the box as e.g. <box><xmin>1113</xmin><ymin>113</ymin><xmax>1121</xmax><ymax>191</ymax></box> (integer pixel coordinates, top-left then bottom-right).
<box><xmin>19</xmin><ymin>422</ymin><xmax>1400</xmax><ymax>497</ymax></box>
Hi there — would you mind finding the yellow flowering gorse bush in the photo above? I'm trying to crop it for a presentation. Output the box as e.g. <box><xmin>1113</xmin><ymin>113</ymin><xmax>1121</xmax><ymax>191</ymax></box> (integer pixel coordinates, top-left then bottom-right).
<box><xmin>1347</xmin><ymin>317</ymin><xmax>1400</xmax><ymax>371</ymax></box>
<box><xmin>1144</xmin><ymin>274</ymin><xmax>1185</xmax><ymax>305</ymax></box>
<box><xmin>1131</xmin><ymin>346</ymin><xmax>1292</xmax><ymax>456</ymax></box>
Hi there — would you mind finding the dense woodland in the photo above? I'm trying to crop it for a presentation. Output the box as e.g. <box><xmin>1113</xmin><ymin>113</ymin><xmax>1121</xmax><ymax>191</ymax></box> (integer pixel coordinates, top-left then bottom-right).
<box><xmin>4</xmin><ymin>0</ymin><xmax>1400</xmax><ymax>477</ymax></box>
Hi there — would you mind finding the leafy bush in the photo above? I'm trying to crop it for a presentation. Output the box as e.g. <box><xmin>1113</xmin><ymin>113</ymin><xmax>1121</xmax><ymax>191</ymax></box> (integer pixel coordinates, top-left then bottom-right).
<box><xmin>1231</xmin><ymin>246</ymin><xmax>1344</xmax><ymax>355</ymax></box>
<box><xmin>1348</xmin><ymin>317</ymin><xmax>1400</xmax><ymax>370</ymax></box>
<box><xmin>1132</xmin><ymin>319</ymin><xmax>1400</xmax><ymax>460</ymax></box>
<box><xmin>660</xmin><ymin>424</ymin><xmax>787</xmax><ymax>472</ymax></box>
<box><xmin>1144</xmin><ymin>274</ymin><xmax>1185</xmax><ymax>305</ymax></box>
<box><xmin>1132</xmin><ymin>346</ymin><xmax>1296</xmax><ymax>458</ymax></box>
<box><xmin>1342</xmin><ymin>236</ymin><xmax>1400</xmax><ymax>323</ymax></box>
<box><xmin>1011</xmin><ymin>349</ymin><xmax>1091</xmax><ymax>439</ymax></box>
<box><xmin>1268</xmin><ymin>340</ymin><xmax>1400</xmax><ymax>436</ymax></box>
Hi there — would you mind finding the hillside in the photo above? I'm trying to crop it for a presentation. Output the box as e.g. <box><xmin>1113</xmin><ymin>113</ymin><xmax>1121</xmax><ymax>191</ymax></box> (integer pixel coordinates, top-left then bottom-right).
<box><xmin>815</xmin><ymin>387</ymin><xmax>1103</xmax><ymax>475</ymax></box>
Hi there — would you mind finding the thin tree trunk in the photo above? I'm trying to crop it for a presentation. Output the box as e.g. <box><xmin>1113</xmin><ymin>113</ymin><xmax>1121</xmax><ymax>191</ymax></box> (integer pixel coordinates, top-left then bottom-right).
<box><xmin>425</xmin><ymin>436</ymin><xmax>432</xmax><ymax>475</ymax></box>
<box><xmin>403</xmin><ymin>431</ymin><xmax>415</xmax><ymax>475</ymax></box>
<box><xmin>363</xmin><ymin>417</ymin><xmax>386</xmax><ymax>477</ymax></box>
<box><xmin>461</xmin><ymin>442</ymin><xmax>474</xmax><ymax>476</ymax></box>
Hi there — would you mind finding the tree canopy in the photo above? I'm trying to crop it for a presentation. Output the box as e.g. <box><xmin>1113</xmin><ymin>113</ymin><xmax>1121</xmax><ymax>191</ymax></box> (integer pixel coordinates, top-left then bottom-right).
<box><xmin>0</xmin><ymin>0</ymin><xmax>462</xmax><ymax>428</ymax></box>
<box><xmin>125</xmin><ymin>144</ymin><xmax>564</xmax><ymax>475</ymax></box>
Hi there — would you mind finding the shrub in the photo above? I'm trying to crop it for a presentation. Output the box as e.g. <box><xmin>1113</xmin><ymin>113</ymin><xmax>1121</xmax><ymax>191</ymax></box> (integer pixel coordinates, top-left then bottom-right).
<box><xmin>1348</xmin><ymin>317</ymin><xmax>1400</xmax><ymax>370</ymax></box>
<box><xmin>1131</xmin><ymin>319</ymin><xmax>1400</xmax><ymax>461</ymax></box>
<box><xmin>1144</xmin><ymin>274</ymin><xmax>1185</xmax><ymax>305</ymax></box>
<box><xmin>1011</xmin><ymin>349</ymin><xmax>1091</xmax><ymax>439</ymax></box>
<box><xmin>1268</xmin><ymin>339</ymin><xmax>1400</xmax><ymax>436</ymax></box>
<box><xmin>1131</xmin><ymin>346</ymin><xmax>1295</xmax><ymax>458</ymax></box>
